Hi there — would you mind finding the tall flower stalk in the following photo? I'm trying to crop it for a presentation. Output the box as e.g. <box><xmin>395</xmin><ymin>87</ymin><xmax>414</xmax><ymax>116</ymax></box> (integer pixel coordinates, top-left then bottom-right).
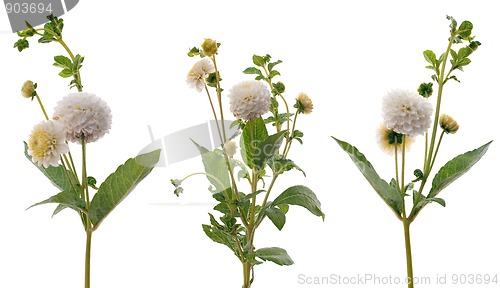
<box><xmin>333</xmin><ymin>16</ymin><xmax>491</xmax><ymax>288</ymax></box>
<box><xmin>15</xmin><ymin>16</ymin><xmax>160</xmax><ymax>288</ymax></box>
<box><xmin>174</xmin><ymin>39</ymin><xmax>324</xmax><ymax>287</ymax></box>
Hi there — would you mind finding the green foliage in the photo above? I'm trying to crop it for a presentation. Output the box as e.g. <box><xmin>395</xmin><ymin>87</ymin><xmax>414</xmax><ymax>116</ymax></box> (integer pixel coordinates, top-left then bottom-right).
<box><xmin>193</xmin><ymin>141</ymin><xmax>231</xmax><ymax>194</ymax></box>
<box><xmin>272</xmin><ymin>185</ymin><xmax>324</xmax><ymax>219</ymax></box>
<box><xmin>240</xmin><ymin>117</ymin><xmax>269</xmax><ymax>168</ymax></box>
<box><xmin>409</xmin><ymin>141</ymin><xmax>492</xmax><ymax>222</ymax></box>
<box><xmin>89</xmin><ymin>150</ymin><xmax>161</xmax><ymax>229</ymax></box>
<box><xmin>255</xmin><ymin>247</ymin><xmax>294</xmax><ymax>266</ymax></box>
<box><xmin>332</xmin><ymin>137</ymin><xmax>403</xmax><ymax>218</ymax></box>
<box><xmin>28</xmin><ymin>191</ymin><xmax>86</xmax><ymax>214</ymax></box>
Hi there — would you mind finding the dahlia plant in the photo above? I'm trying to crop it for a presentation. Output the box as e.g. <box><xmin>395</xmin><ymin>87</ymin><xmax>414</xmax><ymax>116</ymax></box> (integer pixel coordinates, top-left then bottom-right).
<box><xmin>172</xmin><ymin>39</ymin><xmax>324</xmax><ymax>288</ymax></box>
<box><xmin>15</xmin><ymin>16</ymin><xmax>160</xmax><ymax>288</ymax></box>
<box><xmin>333</xmin><ymin>16</ymin><xmax>491</xmax><ymax>287</ymax></box>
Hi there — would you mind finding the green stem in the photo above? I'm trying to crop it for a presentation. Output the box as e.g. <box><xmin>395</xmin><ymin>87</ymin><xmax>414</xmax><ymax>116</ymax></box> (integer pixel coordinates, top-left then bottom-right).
<box><xmin>403</xmin><ymin>218</ymin><xmax>414</xmax><ymax>288</ymax></box>
<box><xmin>34</xmin><ymin>93</ymin><xmax>49</xmax><ymax>120</ymax></box>
<box><xmin>283</xmin><ymin>110</ymin><xmax>299</xmax><ymax>158</ymax></box>
<box><xmin>81</xmin><ymin>137</ymin><xmax>92</xmax><ymax>288</ymax></box>
<box><xmin>242</xmin><ymin>261</ymin><xmax>251</xmax><ymax>288</ymax></box>
<box><xmin>429</xmin><ymin>131</ymin><xmax>446</xmax><ymax>173</ymax></box>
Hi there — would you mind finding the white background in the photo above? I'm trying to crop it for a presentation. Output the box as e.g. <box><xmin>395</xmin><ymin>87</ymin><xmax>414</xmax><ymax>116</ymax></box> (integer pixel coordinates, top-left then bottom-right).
<box><xmin>1</xmin><ymin>1</ymin><xmax>498</xmax><ymax>287</ymax></box>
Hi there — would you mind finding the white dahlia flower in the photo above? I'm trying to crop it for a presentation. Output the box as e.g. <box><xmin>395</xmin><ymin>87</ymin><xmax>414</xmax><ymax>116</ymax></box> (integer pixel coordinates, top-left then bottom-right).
<box><xmin>228</xmin><ymin>80</ymin><xmax>271</xmax><ymax>121</ymax></box>
<box><xmin>382</xmin><ymin>89</ymin><xmax>433</xmax><ymax>137</ymax></box>
<box><xmin>28</xmin><ymin>120</ymin><xmax>69</xmax><ymax>168</ymax></box>
<box><xmin>53</xmin><ymin>92</ymin><xmax>112</xmax><ymax>143</ymax></box>
<box><xmin>186</xmin><ymin>58</ymin><xmax>215</xmax><ymax>92</ymax></box>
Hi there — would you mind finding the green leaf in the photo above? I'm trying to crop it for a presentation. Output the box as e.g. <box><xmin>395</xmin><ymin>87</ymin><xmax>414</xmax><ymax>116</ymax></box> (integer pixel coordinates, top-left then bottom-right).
<box><xmin>253</xmin><ymin>55</ymin><xmax>266</xmax><ymax>66</ymax></box>
<box><xmin>423</xmin><ymin>50</ymin><xmax>436</xmax><ymax>66</ymax></box>
<box><xmin>53</xmin><ymin>55</ymin><xmax>73</xmax><ymax>69</ymax></box>
<box><xmin>89</xmin><ymin>150</ymin><xmax>161</xmax><ymax>229</ymax></box>
<box><xmin>255</xmin><ymin>247</ymin><xmax>294</xmax><ymax>266</ymax></box>
<box><xmin>268</xmin><ymin>60</ymin><xmax>282</xmax><ymax>72</ymax></box>
<box><xmin>187</xmin><ymin>47</ymin><xmax>200</xmax><ymax>57</ymax></box>
<box><xmin>240</xmin><ymin>117</ymin><xmax>268</xmax><ymax>168</ymax></box>
<box><xmin>409</xmin><ymin>141</ymin><xmax>492</xmax><ymax>222</ymax></box>
<box><xmin>202</xmin><ymin>214</ymin><xmax>239</xmax><ymax>253</ymax></box>
<box><xmin>58</xmin><ymin>69</ymin><xmax>73</xmax><ymax>78</ymax></box>
<box><xmin>272</xmin><ymin>185</ymin><xmax>324</xmax><ymax>219</ymax></box>
<box><xmin>24</xmin><ymin>142</ymin><xmax>78</xmax><ymax>194</ymax></box>
<box><xmin>27</xmin><ymin>191</ymin><xmax>86</xmax><ymax>215</ymax></box>
<box><xmin>265</xmin><ymin>207</ymin><xmax>286</xmax><ymax>230</ymax></box>
<box><xmin>14</xmin><ymin>39</ymin><xmax>30</xmax><ymax>52</ymax></box>
<box><xmin>427</xmin><ymin>197</ymin><xmax>446</xmax><ymax>207</ymax></box>
<box><xmin>458</xmin><ymin>20</ymin><xmax>473</xmax><ymax>38</ymax></box>
<box><xmin>253</xmin><ymin>131</ymin><xmax>286</xmax><ymax>170</ymax></box>
<box><xmin>269</xmin><ymin>158</ymin><xmax>306</xmax><ymax>177</ymax></box>
<box><xmin>193</xmin><ymin>141</ymin><xmax>231</xmax><ymax>194</ymax></box>
<box><xmin>428</xmin><ymin>141</ymin><xmax>492</xmax><ymax>198</ymax></box>
<box><xmin>269</xmin><ymin>70</ymin><xmax>281</xmax><ymax>79</ymax></box>
<box><xmin>243</xmin><ymin>67</ymin><xmax>262</xmax><ymax>75</ymax></box>
<box><xmin>332</xmin><ymin>137</ymin><xmax>403</xmax><ymax>218</ymax></box>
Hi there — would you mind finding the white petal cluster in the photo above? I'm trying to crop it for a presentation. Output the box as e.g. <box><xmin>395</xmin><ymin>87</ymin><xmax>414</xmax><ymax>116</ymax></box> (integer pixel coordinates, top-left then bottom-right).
<box><xmin>186</xmin><ymin>58</ymin><xmax>215</xmax><ymax>92</ymax></box>
<box><xmin>228</xmin><ymin>80</ymin><xmax>271</xmax><ymax>121</ymax></box>
<box><xmin>28</xmin><ymin>120</ymin><xmax>69</xmax><ymax>168</ymax></box>
<box><xmin>382</xmin><ymin>89</ymin><xmax>433</xmax><ymax>137</ymax></box>
<box><xmin>53</xmin><ymin>92</ymin><xmax>112</xmax><ymax>143</ymax></box>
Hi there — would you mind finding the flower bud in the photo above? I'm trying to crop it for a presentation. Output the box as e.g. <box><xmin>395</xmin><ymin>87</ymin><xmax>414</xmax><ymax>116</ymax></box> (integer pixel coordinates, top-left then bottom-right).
<box><xmin>21</xmin><ymin>80</ymin><xmax>36</xmax><ymax>98</ymax></box>
<box><xmin>223</xmin><ymin>141</ymin><xmax>237</xmax><ymax>157</ymax></box>
<box><xmin>295</xmin><ymin>92</ymin><xmax>313</xmax><ymax>114</ymax></box>
<box><xmin>201</xmin><ymin>38</ymin><xmax>218</xmax><ymax>57</ymax></box>
<box><xmin>439</xmin><ymin>114</ymin><xmax>459</xmax><ymax>134</ymax></box>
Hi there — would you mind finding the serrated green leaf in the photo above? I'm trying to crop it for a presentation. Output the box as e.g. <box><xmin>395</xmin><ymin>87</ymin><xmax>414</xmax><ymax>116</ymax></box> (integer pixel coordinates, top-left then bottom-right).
<box><xmin>193</xmin><ymin>141</ymin><xmax>231</xmax><ymax>194</ymax></box>
<box><xmin>240</xmin><ymin>117</ymin><xmax>268</xmax><ymax>168</ymax></box>
<box><xmin>332</xmin><ymin>137</ymin><xmax>403</xmax><ymax>218</ymax></box>
<box><xmin>269</xmin><ymin>70</ymin><xmax>281</xmax><ymax>79</ymax></box>
<box><xmin>272</xmin><ymin>185</ymin><xmax>324</xmax><ymax>219</ymax></box>
<box><xmin>89</xmin><ymin>150</ymin><xmax>160</xmax><ymax>229</ymax></box>
<box><xmin>429</xmin><ymin>141</ymin><xmax>492</xmax><ymax>198</ymax></box>
<box><xmin>269</xmin><ymin>158</ymin><xmax>306</xmax><ymax>177</ymax></box>
<box><xmin>268</xmin><ymin>60</ymin><xmax>282</xmax><ymax>72</ymax></box>
<box><xmin>252</xmin><ymin>55</ymin><xmax>266</xmax><ymax>66</ymax></box>
<box><xmin>28</xmin><ymin>191</ymin><xmax>86</xmax><ymax>214</ymax></box>
<box><xmin>255</xmin><ymin>247</ymin><xmax>294</xmax><ymax>266</ymax></box>
<box><xmin>243</xmin><ymin>67</ymin><xmax>262</xmax><ymax>75</ymax></box>
<box><xmin>14</xmin><ymin>39</ymin><xmax>30</xmax><ymax>52</ymax></box>
<box><xmin>24</xmin><ymin>142</ymin><xmax>79</xmax><ymax>194</ymax></box>
<box><xmin>409</xmin><ymin>141</ymin><xmax>492</xmax><ymax>222</ymax></box>
<box><xmin>53</xmin><ymin>55</ymin><xmax>72</xmax><ymax>69</ymax></box>
<box><xmin>58</xmin><ymin>69</ymin><xmax>73</xmax><ymax>78</ymax></box>
<box><xmin>265</xmin><ymin>207</ymin><xmax>286</xmax><ymax>230</ymax></box>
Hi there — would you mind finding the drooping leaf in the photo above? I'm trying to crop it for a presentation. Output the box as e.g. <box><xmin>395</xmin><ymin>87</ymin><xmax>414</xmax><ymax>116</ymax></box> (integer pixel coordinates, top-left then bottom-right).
<box><xmin>193</xmin><ymin>141</ymin><xmax>231</xmax><ymax>194</ymax></box>
<box><xmin>272</xmin><ymin>185</ymin><xmax>324</xmax><ymax>219</ymax></box>
<box><xmin>265</xmin><ymin>207</ymin><xmax>286</xmax><ymax>230</ymax></box>
<box><xmin>89</xmin><ymin>150</ymin><xmax>160</xmax><ymax>229</ymax></box>
<box><xmin>332</xmin><ymin>137</ymin><xmax>403</xmax><ymax>218</ymax></box>
<box><xmin>27</xmin><ymin>191</ymin><xmax>86</xmax><ymax>215</ymax></box>
<box><xmin>269</xmin><ymin>158</ymin><xmax>306</xmax><ymax>177</ymax></box>
<box><xmin>202</xmin><ymin>214</ymin><xmax>239</xmax><ymax>254</ymax></box>
<box><xmin>24</xmin><ymin>142</ymin><xmax>79</xmax><ymax>194</ymax></box>
<box><xmin>255</xmin><ymin>247</ymin><xmax>294</xmax><ymax>266</ymax></box>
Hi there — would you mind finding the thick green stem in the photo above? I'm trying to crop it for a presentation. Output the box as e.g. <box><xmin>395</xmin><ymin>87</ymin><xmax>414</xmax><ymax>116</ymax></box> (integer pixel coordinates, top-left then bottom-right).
<box><xmin>403</xmin><ymin>218</ymin><xmax>414</xmax><ymax>288</ymax></box>
<box><xmin>242</xmin><ymin>261</ymin><xmax>251</xmax><ymax>288</ymax></box>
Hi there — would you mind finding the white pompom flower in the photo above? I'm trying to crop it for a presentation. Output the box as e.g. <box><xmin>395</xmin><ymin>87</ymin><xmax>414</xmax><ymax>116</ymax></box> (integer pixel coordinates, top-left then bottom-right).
<box><xmin>382</xmin><ymin>89</ymin><xmax>433</xmax><ymax>137</ymax></box>
<box><xmin>53</xmin><ymin>92</ymin><xmax>112</xmax><ymax>143</ymax></box>
<box><xmin>186</xmin><ymin>58</ymin><xmax>215</xmax><ymax>92</ymax></box>
<box><xmin>28</xmin><ymin>120</ymin><xmax>69</xmax><ymax>168</ymax></box>
<box><xmin>228</xmin><ymin>80</ymin><xmax>271</xmax><ymax>121</ymax></box>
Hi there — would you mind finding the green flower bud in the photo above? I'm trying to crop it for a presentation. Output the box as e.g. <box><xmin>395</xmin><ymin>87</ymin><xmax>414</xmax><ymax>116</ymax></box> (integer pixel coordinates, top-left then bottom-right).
<box><xmin>21</xmin><ymin>80</ymin><xmax>36</xmax><ymax>98</ymax></box>
<box><xmin>201</xmin><ymin>38</ymin><xmax>218</xmax><ymax>57</ymax></box>
<box><xmin>439</xmin><ymin>114</ymin><xmax>459</xmax><ymax>134</ymax></box>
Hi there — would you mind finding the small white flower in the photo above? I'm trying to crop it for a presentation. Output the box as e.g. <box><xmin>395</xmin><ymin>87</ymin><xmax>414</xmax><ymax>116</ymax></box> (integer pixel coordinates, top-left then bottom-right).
<box><xmin>28</xmin><ymin>120</ymin><xmax>69</xmax><ymax>168</ymax></box>
<box><xmin>382</xmin><ymin>89</ymin><xmax>433</xmax><ymax>137</ymax></box>
<box><xmin>186</xmin><ymin>58</ymin><xmax>215</xmax><ymax>92</ymax></box>
<box><xmin>228</xmin><ymin>80</ymin><xmax>271</xmax><ymax>121</ymax></box>
<box><xmin>53</xmin><ymin>92</ymin><xmax>112</xmax><ymax>143</ymax></box>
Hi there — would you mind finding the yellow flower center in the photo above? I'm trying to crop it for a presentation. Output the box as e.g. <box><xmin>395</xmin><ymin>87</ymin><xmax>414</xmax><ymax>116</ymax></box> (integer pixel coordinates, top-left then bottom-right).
<box><xmin>29</xmin><ymin>130</ymin><xmax>52</xmax><ymax>158</ymax></box>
